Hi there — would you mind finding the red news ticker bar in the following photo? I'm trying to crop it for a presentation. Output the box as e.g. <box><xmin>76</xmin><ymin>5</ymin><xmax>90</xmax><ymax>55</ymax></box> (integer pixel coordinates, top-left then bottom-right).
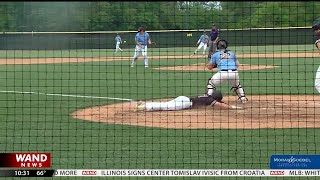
<box><xmin>0</xmin><ymin>153</ymin><xmax>51</xmax><ymax>168</ymax></box>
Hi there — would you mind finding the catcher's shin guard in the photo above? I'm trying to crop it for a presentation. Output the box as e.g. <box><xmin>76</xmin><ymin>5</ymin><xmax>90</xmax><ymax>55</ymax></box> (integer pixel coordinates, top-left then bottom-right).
<box><xmin>231</xmin><ymin>84</ymin><xmax>248</xmax><ymax>102</ymax></box>
<box><xmin>206</xmin><ymin>78</ymin><xmax>216</xmax><ymax>96</ymax></box>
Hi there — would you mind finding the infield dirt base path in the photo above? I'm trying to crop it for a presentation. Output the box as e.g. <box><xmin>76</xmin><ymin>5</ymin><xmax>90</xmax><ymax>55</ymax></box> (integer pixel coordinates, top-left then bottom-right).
<box><xmin>154</xmin><ymin>63</ymin><xmax>277</xmax><ymax>71</ymax></box>
<box><xmin>72</xmin><ymin>95</ymin><xmax>320</xmax><ymax>129</ymax></box>
<box><xmin>0</xmin><ymin>52</ymin><xmax>318</xmax><ymax>65</ymax></box>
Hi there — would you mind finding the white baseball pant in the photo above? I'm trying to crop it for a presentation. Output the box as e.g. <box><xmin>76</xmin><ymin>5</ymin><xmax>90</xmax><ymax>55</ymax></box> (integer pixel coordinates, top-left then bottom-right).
<box><xmin>207</xmin><ymin>70</ymin><xmax>246</xmax><ymax>99</ymax></box>
<box><xmin>131</xmin><ymin>45</ymin><xmax>148</xmax><ymax>66</ymax></box>
<box><xmin>315</xmin><ymin>66</ymin><xmax>320</xmax><ymax>93</ymax></box>
<box><xmin>144</xmin><ymin>96</ymin><xmax>192</xmax><ymax>111</ymax></box>
<box><xmin>195</xmin><ymin>42</ymin><xmax>208</xmax><ymax>54</ymax></box>
<box><xmin>115</xmin><ymin>42</ymin><xmax>122</xmax><ymax>52</ymax></box>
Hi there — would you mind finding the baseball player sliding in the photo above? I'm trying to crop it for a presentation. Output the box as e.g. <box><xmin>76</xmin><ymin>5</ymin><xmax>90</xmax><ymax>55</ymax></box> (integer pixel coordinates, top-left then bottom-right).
<box><xmin>134</xmin><ymin>91</ymin><xmax>243</xmax><ymax>111</ymax></box>
<box><xmin>193</xmin><ymin>31</ymin><xmax>209</xmax><ymax>55</ymax></box>
<box><xmin>205</xmin><ymin>39</ymin><xmax>248</xmax><ymax>103</ymax></box>
<box><xmin>313</xmin><ymin>20</ymin><xmax>320</xmax><ymax>93</ymax></box>
<box><xmin>131</xmin><ymin>26</ymin><xmax>152</xmax><ymax>68</ymax></box>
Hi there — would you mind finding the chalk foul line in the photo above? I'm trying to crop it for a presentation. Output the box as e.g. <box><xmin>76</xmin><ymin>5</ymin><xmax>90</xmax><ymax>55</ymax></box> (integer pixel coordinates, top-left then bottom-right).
<box><xmin>0</xmin><ymin>90</ymin><xmax>133</xmax><ymax>101</ymax></box>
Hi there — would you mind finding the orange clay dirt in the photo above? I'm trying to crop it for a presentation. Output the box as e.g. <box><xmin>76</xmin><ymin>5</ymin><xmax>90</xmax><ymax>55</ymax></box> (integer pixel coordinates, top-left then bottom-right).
<box><xmin>71</xmin><ymin>95</ymin><xmax>320</xmax><ymax>129</ymax></box>
<box><xmin>154</xmin><ymin>63</ymin><xmax>277</xmax><ymax>71</ymax></box>
<box><xmin>0</xmin><ymin>52</ymin><xmax>319</xmax><ymax>65</ymax></box>
<box><xmin>2</xmin><ymin>52</ymin><xmax>319</xmax><ymax>129</ymax></box>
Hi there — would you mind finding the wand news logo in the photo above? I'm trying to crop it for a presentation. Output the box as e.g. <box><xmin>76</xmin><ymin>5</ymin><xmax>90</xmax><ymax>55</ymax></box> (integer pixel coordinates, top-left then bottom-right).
<box><xmin>270</xmin><ymin>155</ymin><xmax>320</xmax><ymax>169</ymax></box>
<box><xmin>0</xmin><ymin>152</ymin><xmax>51</xmax><ymax>168</ymax></box>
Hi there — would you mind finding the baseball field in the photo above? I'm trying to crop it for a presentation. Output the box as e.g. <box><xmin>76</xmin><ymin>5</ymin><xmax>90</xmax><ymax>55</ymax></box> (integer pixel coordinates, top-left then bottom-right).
<box><xmin>1</xmin><ymin>44</ymin><xmax>320</xmax><ymax>170</ymax></box>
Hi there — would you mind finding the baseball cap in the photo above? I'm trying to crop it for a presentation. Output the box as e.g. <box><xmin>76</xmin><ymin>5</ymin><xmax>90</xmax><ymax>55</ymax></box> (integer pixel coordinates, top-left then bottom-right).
<box><xmin>212</xmin><ymin>23</ymin><xmax>216</xmax><ymax>26</ymax></box>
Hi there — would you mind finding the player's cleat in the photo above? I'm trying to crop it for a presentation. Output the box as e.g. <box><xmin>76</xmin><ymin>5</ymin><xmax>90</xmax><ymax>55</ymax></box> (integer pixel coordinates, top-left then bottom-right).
<box><xmin>239</xmin><ymin>96</ymin><xmax>248</xmax><ymax>104</ymax></box>
<box><xmin>145</xmin><ymin>65</ymin><xmax>149</xmax><ymax>68</ymax></box>
<box><xmin>230</xmin><ymin>105</ymin><xmax>243</xmax><ymax>110</ymax></box>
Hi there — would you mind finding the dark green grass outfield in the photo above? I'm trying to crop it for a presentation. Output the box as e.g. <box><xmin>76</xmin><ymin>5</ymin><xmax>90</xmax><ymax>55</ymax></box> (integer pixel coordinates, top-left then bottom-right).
<box><xmin>0</xmin><ymin>46</ymin><xmax>320</xmax><ymax>170</ymax></box>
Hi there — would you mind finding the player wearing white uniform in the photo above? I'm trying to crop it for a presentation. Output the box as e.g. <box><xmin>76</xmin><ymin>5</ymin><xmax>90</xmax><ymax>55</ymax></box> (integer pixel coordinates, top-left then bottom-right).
<box><xmin>114</xmin><ymin>33</ymin><xmax>123</xmax><ymax>53</ymax></box>
<box><xmin>134</xmin><ymin>91</ymin><xmax>243</xmax><ymax>111</ymax></box>
<box><xmin>193</xmin><ymin>31</ymin><xmax>209</xmax><ymax>55</ymax></box>
<box><xmin>206</xmin><ymin>39</ymin><xmax>248</xmax><ymax>103</ymax></box>
<box><xmin>131</xmin><ymin>26</ymin><xmax>152</xmax><ymax>68</ymax></box>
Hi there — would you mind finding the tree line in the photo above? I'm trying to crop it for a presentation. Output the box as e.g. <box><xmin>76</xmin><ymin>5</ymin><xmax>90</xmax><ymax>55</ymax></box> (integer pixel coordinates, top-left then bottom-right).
<box><xmin>0</xmin><ymin>1</ymin><xmax>319</xmax><ymax>32</ymax></box>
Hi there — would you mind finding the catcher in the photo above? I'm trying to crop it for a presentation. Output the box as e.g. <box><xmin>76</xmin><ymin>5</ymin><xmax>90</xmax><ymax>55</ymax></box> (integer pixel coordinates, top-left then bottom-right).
<box><xmin>205</xmin><ymin>39</ymin><xmax>248</xmax><ymax>103</ymax></box>
<box><xmin>313</xmin><ymin>20</ymin><xmax>320</xmax><ymax>93</ymax></box>
<box><xmin>134</xmin><ymin>90</ymin><xmax>243</xmax><ymax>112</ymax></box>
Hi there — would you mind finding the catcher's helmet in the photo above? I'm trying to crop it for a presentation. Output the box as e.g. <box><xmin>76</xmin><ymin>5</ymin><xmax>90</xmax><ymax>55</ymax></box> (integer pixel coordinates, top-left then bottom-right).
<box><xmin>217</xmin><ymin>39</ymin><xmax>228</xmax><ymax>50</ymax></box>
<box><xmin>211</xmin><ymin>90</ymin><xmax>223</xmax><ymax>102</ymax></box>
<box><xmin>138</xmin><ymin>26</ymin><xmax>145</xmax><ymax>32</ymax></box>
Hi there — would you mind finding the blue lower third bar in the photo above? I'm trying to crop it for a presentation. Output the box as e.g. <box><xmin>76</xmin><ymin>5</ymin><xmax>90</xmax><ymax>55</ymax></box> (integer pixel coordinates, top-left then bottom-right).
<box><xmin>270</xmin><ymin>155</ymin><xmax>320</xmax><ymax>169</ymax></box>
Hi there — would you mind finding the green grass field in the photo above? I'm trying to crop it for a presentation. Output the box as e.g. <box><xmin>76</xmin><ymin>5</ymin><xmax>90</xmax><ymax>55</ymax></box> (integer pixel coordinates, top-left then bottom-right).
<box><xmin>0</xmin><ymin>45</ymin><xmax>320</xmax><ymax>170</ymax></box>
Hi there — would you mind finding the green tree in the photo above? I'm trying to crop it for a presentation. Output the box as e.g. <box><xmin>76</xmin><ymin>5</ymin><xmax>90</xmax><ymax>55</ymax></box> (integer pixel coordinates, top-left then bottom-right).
<box><xmin>250</xmin><ymin>2</ymin><xmax>285</xmax><ymax>28</ymax></box>
<box><xmin>87</xmin><ymin>2</ymin><xmax>113</xmax><ymax>31</ymax></box>
<box><xmin>0</xmin><ymin>2</ymin><xmax>16</xmax><ymax>31</ymax></box>
<box><xmin>0</xmin><ymin>1</ymin><xmax>319</xmax><ymax>32</ymax></box>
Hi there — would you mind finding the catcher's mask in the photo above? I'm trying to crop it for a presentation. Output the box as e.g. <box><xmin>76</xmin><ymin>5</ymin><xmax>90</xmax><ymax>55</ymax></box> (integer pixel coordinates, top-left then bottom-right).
<box><xmin>138</xmin><ymin>27</ymin><xmax>145</xmax><ymax>32</ymax></box>
<box><xmin>211</xmin><ymin>90</ymin><xmax>223</xmax><ymax>102</ymax></box>
<box><xmin>217</xmin><ymin>39</ymin><xmax>228</xmax><ymax>50</ymax></box>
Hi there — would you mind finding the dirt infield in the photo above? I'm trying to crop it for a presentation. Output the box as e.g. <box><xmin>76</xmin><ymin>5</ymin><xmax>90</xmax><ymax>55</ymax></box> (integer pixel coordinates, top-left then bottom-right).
<box><xmin>154</xmin><ymin>63</ymin><xmax>277</xmax><ymax>71</ymax></box>
<box><xmin>71</xmin><ymin>95</ymin><xmax>320</xmax><ymax>129</ymax></box>
<box><xmin>4</xmin><ymin>52</ymin><xmax>319</xmax><ymax>129</ymax></box>
<box><xmin>0</xmin><ymin>52</ymin><xmax>318</xmax><ymax>65</ymax></box>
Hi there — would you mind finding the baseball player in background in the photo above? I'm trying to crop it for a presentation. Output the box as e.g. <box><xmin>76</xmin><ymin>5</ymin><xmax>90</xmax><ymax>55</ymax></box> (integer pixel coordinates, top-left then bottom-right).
<box><xmin>134</xmin><ymin>90</ymin><xmax>243</xmax><ymax>111</ymax></box>
<box><xmin>313</xmin><ymin>21</ymin><xmax>320</xmax><ymax>93</ymax></box>
<box><xmin>193</xmin><ymin>31</ymin><xmax>209</xmax><ymax>55</ymax></box>
<box><xmin>205</xmin><ymin>39</ymin><xmax>248</xmax><ymax>103</ymax></box>
<box><xmin>131</xmin><ymin>26</ymin><xmax>152</xmax><ymax>68</ymax></box>
<box><xmin>114</xmin><ymin>33</ymin><xmax>123</xmax><ymax>53</ymax></box>
<box><xmin>207</xmin><ymin>23</ymin><xmax>220</xmax><ymax>61</ymax></box>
